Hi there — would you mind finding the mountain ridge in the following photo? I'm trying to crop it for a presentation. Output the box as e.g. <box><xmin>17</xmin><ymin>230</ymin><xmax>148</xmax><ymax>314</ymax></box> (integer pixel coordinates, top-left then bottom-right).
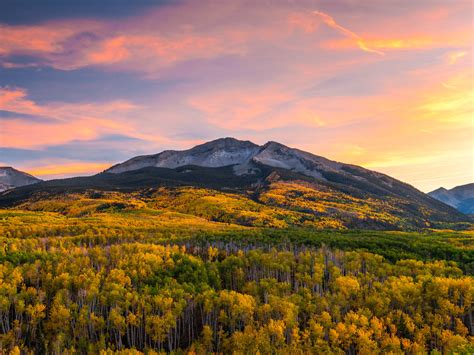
<box><xmin>105</xmin><ymin>138</ymin><xmax>391</xmax><ymax>186</ymax></box>
<box><xmin>106</xmin><ymin>137</ymin><xmax>261</xmax><ymax>174</ymax></box>
<box><xmin>429</xmin><ymin>183</ymin><xmax>474</xmax><ymax>215</ymax></box>
<box><xmin>0</xmin><ymin>138</ymin><xmax>469</xmax><ymax>230</ymax></box>
<box><xmin>103</xmin><ymin>138</ymin><xmax>443</xmax><ymax>203</ymax></box>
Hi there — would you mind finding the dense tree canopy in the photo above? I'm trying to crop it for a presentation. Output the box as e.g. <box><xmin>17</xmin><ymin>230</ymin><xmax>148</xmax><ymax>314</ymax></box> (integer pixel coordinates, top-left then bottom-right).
<box><xmin>0</xmin><ymin>191</ymin><xmax>472</xmax><ymax>353</ymax></box>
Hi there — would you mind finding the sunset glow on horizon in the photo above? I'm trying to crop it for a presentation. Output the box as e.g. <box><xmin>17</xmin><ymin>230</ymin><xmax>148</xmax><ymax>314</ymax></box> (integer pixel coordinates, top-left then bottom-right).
<box><xmin>0</xmin><ymin>0</ymin><xmax>472</xmax><ymax>192</ymax></box>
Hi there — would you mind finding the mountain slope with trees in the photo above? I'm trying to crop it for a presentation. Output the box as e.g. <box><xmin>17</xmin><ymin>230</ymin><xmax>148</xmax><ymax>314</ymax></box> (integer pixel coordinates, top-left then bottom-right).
<box><xmin>0</xmin><ymin>138</ymin><xmax>468</xmax><ymax>230</ymax></box>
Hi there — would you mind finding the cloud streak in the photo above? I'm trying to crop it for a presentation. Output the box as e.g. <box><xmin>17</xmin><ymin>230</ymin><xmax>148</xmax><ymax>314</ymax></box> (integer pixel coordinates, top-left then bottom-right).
<box><xmin>313</xmin><ymin>11</ymin><xmax>385</xmax><ymax>55</ymax></box>
<box><xmin>0</xmin><ymin>87</ymin><xmax>143</xmax><ymax>148</ymax></box>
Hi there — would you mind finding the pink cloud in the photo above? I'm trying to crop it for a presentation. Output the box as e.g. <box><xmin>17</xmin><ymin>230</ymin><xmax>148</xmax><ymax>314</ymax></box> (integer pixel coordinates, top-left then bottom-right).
<box><xmin>188</xmin><ymin>87</ymin><xmax>296</xmax><ymax>130</ymax></box>
<box><xmin>288</xmin><ymin>12</ymin><xmax>321</xmax><ymax>34</ymax></box>
<box><xmin>87</xmin><ymin>36</ymin><xmax>130</xmax><ymax>64</ymax></box>
<box><xmin>1</xmin><ymin>1</ymin><xmax>470</xmax><ymax>75</ymax></box>
<box><xmin>0</xmin><ymin>87</ymin><xmax>42</xmax><ymax>114</ymax></box>
<box><xmin>0</xmin><ymin>2</ymin><xmax>259</xmax><ymax>73</ymax></box>
<box><xmin>0</xmin><ymin>87</ymin><xmax>143</xmax><ymax>148</ymax></box>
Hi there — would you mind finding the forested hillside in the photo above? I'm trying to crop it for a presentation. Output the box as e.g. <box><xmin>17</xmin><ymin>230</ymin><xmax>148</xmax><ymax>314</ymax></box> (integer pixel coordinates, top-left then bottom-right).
<box><xmin>0</xmin><ymin>191</ymin><xmax>472</xmax><ymax>353</ymax></box>
<box><xmin>1</xmin><ymin>177</ymin><xmax>469</xmax><ymax>231</ymax></box>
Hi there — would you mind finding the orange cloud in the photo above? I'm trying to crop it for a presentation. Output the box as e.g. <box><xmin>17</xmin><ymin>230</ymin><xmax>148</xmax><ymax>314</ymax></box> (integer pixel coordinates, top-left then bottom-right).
<box><xmin>0</xmin><ymin>5</ymin><xmax>247</xmax><ymax>73</ymax></box>
<box><xmin>324</xmin><ymin>34</ymin><xmax>470</xmax><ymax>52</ymax></box>
<box><xmin>415</xmin><ymin>73</ymin><xmax>473</xmax><ymax>127</ymax></box>
<box><xmin>313</xmin><ymin>11</ymin><xmax>385</xmax><ymax>55</ymax></box>
<box><xmin>319</xmin><ymin>70</ymin><xmax>472</xmax><ymax>191</ymax></box>
<box><xmin>311</xmin><ymin>4</ymin><xmax>471</xmax><ymax>54</ymax></box>
<box><xmin>27</xmin><ymin>161</ymin><xmax>111</xmax><ymax>179</ymax></box>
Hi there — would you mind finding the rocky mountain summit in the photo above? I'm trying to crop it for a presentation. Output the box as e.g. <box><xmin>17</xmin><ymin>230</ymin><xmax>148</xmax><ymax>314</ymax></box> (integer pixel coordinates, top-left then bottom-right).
<box><xmin>107</xmin><ymin>138</ymin><xmax>261</xmax><ymax>174</ymax></box>
<box><xmin>0</xmin><ymin>167</ymin><xmax>42</xmax><ymax>192</ymax></box>
<box><xmin>107</xmin><ymin>138</ymin><xmax>387</xmax><ymax>185</ymax></box>
<box><xmin>105</xmin><ymin>138</ymin><xmax>430</xmax><ymax>200</ymax></box>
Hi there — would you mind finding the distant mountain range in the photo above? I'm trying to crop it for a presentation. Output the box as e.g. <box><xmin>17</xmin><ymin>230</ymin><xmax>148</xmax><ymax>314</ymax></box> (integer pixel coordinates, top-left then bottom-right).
<box><xmin>429</xmin><ymin>184</ymin><xmax>474</xmax><ymax>215</ymax></box>
<box><xmin>0</xmin><ymin>167</ymin><xmax>42</xmax><ymax>192</ymax></box>
<box><xmin>0</xmin><ymin>138</ymin><xmax>470</xmax><ymax>229</ymax></box>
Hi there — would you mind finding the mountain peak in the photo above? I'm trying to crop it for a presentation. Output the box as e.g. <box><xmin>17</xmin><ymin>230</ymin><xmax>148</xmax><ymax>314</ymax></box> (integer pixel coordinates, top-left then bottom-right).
<box><xmin>105</xmin><ymin>138</ymin><xmax>341</xmax><ymax>179</ymax></box>
<box><xmin>262</xmin><ymin>141</ymin><xmax>286</xmax><ymax>148</ymax></box>
<box><xmin>430</xmin><ymin>187</ymin><xmax>448</xmax><ymax>194</ymax></box>
<box><xmin>429</xmin><ymin>183</ymin><xmax>474</xmax><ymax>214</ymax></box>
<box><xmin>0</xmin><ymin>166</ymin><xmax>42</xmax><ymax>192</ymax></box>
<box><xmin>106</xmin><ymin>138</ymin><xmax>261</xmax><ymax>174</ymax></box>
<box><xmin>101</xmin><ymin>138</ymin><xmax>467</xmax><ymax>221</ymax></box>
<box><xmin>193</xmin><ymin>137</ymin><xmax>258</xmax><ymax>150</ymax></box>
<box><xmin>207</xmin><ymin>137</ymin><xmax>250</xmax><ymax>144</ymax></box>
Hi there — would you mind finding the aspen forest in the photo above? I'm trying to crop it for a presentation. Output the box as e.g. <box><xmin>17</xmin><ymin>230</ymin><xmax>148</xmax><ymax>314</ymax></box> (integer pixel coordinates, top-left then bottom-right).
<box><xmin>0</xmin><ymin>191</ymin><xmax>472</xmax><ymax>354</ymax></box>
<box><xmin>2</xmin><ymin>0</ymin><xmax>474</xmax><ymax>352</ymax></box>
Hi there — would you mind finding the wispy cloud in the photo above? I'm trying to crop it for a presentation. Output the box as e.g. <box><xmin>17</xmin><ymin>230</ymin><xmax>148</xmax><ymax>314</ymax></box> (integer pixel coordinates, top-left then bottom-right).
<box><xmin>313</xmin><ymin>11</ymin><xmax>385</xmax><ymax>55</ymax></box>
<box><xmin>447</xmin><ymin>50</ymin><xmax>467</xmax><ymax>65</ymax></box>
<box><xmin>0</xmin><ymin>87</ymin><xmax>142</xmax><ymax>148</ymax></box>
